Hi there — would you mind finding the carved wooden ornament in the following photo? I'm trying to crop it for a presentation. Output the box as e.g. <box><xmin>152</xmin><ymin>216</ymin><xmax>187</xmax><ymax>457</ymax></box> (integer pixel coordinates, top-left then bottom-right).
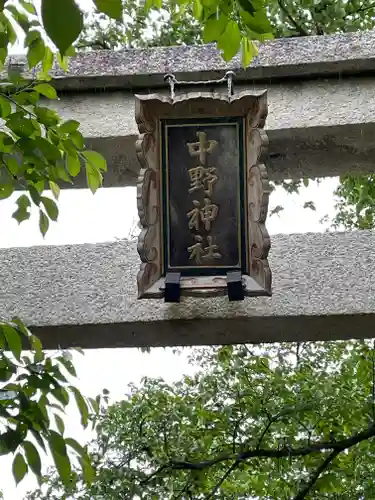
<box><xmin>135</xmin><ymin>90</ymin><xmax>272</xmax><ymax>299</ymax></box>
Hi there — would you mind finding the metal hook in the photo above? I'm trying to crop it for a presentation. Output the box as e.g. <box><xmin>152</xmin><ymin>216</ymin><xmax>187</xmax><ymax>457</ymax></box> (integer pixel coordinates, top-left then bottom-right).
<box><xmin>163</xmin><ymin>71</ymin><xmax>236</xmax><ymax>100</ymax></box>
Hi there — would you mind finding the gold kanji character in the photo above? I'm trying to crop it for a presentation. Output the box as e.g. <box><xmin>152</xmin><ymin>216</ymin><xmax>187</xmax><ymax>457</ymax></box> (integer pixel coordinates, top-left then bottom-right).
<box><xmin>186</xmin><ymin>198</ymin><xmax>219</xmax><ymax>232</ymax></box>
<box><xmin>201</xmin><ymin>198</ymin><xmax>219</xmax><ymax>231</ymax></box>
<box><xmin>187</xmin><ymin>200</ymin><xmax>201</xmax><ymax>231</ymax></box>
<box><xmin>188</xmin><ymin>166</ymin><xmax>218</xmax><ymax>197</ymax></box>
<box><xmin>187</xmin><ymin>235</ymin><xmax>205</xmax><ymax>265</ymax></box>
<box><xmin>188</xmin><ymin>235</ymin><xmax>222</xmax><ymax>265</ymax></box>
<box><xmin>187</xmin><ymin>131</ymin><xmax>218</xmax><ymax>165</ymax></box>
<box><xmin>202</xmin><ymin>235</ymin><xmax>222</xmax><ymax>260</ymax></box>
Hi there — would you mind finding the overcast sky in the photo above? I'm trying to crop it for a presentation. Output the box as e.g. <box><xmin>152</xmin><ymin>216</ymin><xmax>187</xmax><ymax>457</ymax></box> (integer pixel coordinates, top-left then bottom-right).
<box><xmin>0</xmin><ymin>0</ymin><xmax>342</xmax><ymax>497</ymax></box>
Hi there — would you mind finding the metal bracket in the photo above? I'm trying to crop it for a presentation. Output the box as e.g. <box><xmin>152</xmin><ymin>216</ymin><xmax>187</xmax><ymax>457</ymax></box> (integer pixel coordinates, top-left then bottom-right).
<box><xmin>227</xmin><ymin>271</ymin><xmax>244</xmax><ymax>302</ymax></box>
<box><xmin>164</xmin><ymin>71</ymin><xmax>235</xmax><ymax>100</ymax></box>
<box><xmin>164</xmin><ymin>272</ymin><xmax>181</xmax><ymax>303</ymax></box>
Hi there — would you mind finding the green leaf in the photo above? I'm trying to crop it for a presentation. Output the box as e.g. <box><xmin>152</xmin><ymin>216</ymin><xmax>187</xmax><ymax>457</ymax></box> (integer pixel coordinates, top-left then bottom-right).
<box><xmin>94</xmin><ymin>0</ymin><xmax>122</xmax><ymax>20</ymax></box>
<box><xmin>241</xmin><ymin>37</ymin><xmax>258</xmax><ymax>67</ymax></box>
<box><xmin>65</xmin><ymin>437</ymin><xmax>86</xmax><ymax>456</ymax></box>
<box><xmin>69</xmin><ymin>130</ymin><xmax>84</xmax><ymax>149</ymax></box>
<box><xmin>0</xmin><ymin>131</ymin><xmax>14</xmax><ymax>152</ymax></box>
<box><xmin>6</xmin><ymin>116</ymin><xmax>36</xmax><ymax>137</ymax></box>
<box><xmin>203</xmin><ymin>14</ymin><xmax>227</xmax><ymax>43</ymax></box>
<box><xmin>23</xmin><ymin>441</ymin><xmax>42</xmax><ymax>477</ymax></box>
<box><xmin>270</xmin><ymin>205</ymin><xmax>284</xmax><ymax>217</ymax></box>
<box><xmin>56</xmin><ymin>52</ymin><xmax>69</xmax><ymax>71</ymax></box>
<box><xmin>41</xmin><ymin>46</ymin><xmax>54</xmax><ymax>77</ymax></box>
<box><xmin>34</xmin><ymin>83</ymin><xmax>57</xmax><ymax>99</ymax></box>
<box><xmin>59</xmin><ymin>120</ymin><xmax>80</xmax><ymax>134</ymax></box>
<box><xmin>303</xmin><ymin>177</ymin><xmax>309</xmax><ymax>187</ymax></box>
<box><xmin>241</xmin><ymin>8</ymin><xmax>272</xmax><ymax>36</ymax></box>
<box><xmin>30</xmin><ymin>334</ymin><xmax>43</xmax><ymax>362</ymax></box>
<box><xmin>0</xmin><ymin>95</ymin><xmax>11</xmax><ymax>118</ymax></box>
<box><xmin>12</xmin><ymin>453</ymin><xmax>28</xmax><ymax>484</ymax></box>
<box><xmin>41</xmin><ymin>0</ymin><xmax>83</xmax><ymax>55</ymax></box>
<box><xmin>6</xmin><ymin>5</ymin><xmax>30</xmax><ymax>32</ymax></box>
<box><xmin>86</xmin><ymin>164</ymin><xmax>102</xmax><ymax>194</ymax></box>
<box><xmin>28</xmin><ymin>185</ymin><xmax>41</xmax><ymax>206</ymax></box>
<box><xmin>39</xmin><ymin>209</ymin><xmax>49</xmax><ymax>236</ymax></box>
<box><xmin>54</xmin><ymin>414</ymin><xmax>65</xmax><ymax>435</ymax></box>
<box><xmin>218</xmin><ymin>20</ymin><xmax>242</xmax><ymax>61</ymax></box>
<box><xmin>12</xmin><ymin>194</ymin><xmax>31</xmax><ymax>224</ymax></box>
<box><xmin>52</xmin><ymin>387</ymin><xmax>70</xmax><ymax>406</ymax></box>
<box><xmin>193</xmin><ymin>0</ymin><xmax>202</xmax><ymax>19</ymax></box>
<box><xmin>88</xmin><ymin>397</ymin><xmax>100</xmax><ymax>414</ymax></box>
<box><xmin>0</xmin><ymin>428</ymin><xmax>25</xmax><ymax>455</ymax></box>
<box><xmin>30</xmin><ymin>429</ymin><xmax>46</xmax><ymax>453</ymax></box>
<box><xmin>48</xmin><ymin>430</ymin><xmax>66</xmax><ymax>456</ymax></box>
<box><xmin>11</xmin><ymin>317</ymin><xmax>31</xmax><ymax>338</ymax></box>
<box><xmin>34</xmin><ymin>136</ymin><xmax>61</xmax><ymax>162</ymax></box>
<box><xmin>237</xmin><ymin>0</ymin><xmax>256</xmax><ymax>15</ymax></box>
<box><xmin>303</xmin><ymin>200</ymin><xmax>316</xmax><ymax>211</ymax></box>
<box><xmin>2</xmin><ymin>324</ymin><xmax>22</xmax><ymax>361</ymax></box>
<box><xmin>41</xmin><ymin>196</ymin><xmax>59</xmax><ymax>221</ymax></box>
<box><xmin>0</xmin><ymin>183</ymin><xmax>14</xmax><ymax>200</ymax></box>
<box><xmin>70</xmin><ymin>386</ymin><xmax>89</xmax><ymax>428</ymax></box>
<box><xmin>66</xmin><ymin>153</ymin><xmax>80</xmax><ymax>177</ymax></box>
<box><xmin>80</xmin><ymin>454</ymin><xmax>95</xmax><ymax>485</ymax></box>
<box><xmin>48</xmin><ymin>431</ymin><xmax>71</xmax><ymax>486</ymax></box>
<box><xmin>5</xmin><ymin>157</ymin><xmax>19</xmax><ymax>177</ymax></box>
<box><xmin>52</xmin><ymin>163</ymin><xmax>72</xmax><ymax>184</ymax></box>
<box><xmin>20</xmin><ymin>1</ymin><xmax>37</xmax><ymax>14</ymax></box>
<box><xmin>27</xmin><ymin>38</ymin><xmax>45</xmax><ymax>68</ymax></box>
<box><xmin>34</xmin><ymin>106</ymin><xmax>59</xmax><ymax>126</ymax></box>
<box><xmin>58</xmin><ymin>356</ymin><xmax>77</xmax><ymax>377</ymax></box>
<box><xmin>49</xmin><ymin>181</ymin><xmax>60</xmax><ymax>200</ymax></box>
<box><xmin>0</xmin><ymin>31</ymin><xmax>9</xmax><ymax>49</ymax></box>
<box><xmin>83</xmin><ymin>150</ymin><xmax>107</xmax><ymax>172</ymax></box>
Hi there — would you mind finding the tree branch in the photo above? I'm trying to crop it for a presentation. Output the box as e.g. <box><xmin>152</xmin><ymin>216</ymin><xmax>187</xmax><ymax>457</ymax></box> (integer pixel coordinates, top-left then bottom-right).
<box><xmin>293</xmin><ymin>450</ymin><xmax>340</xmax><ymax>500</ymax></box>
<box><xmin>277</xmin><ymin>0</ymin><xmax>309</xmax><ymax>36</ymax></box>
<box><xmin>168</xmin><ymin>424</ymin><xmax>375</xmax><ymax>471</ymax></box>
<box><xmin>343</xmin><ymin>1</ymin><xmax>375</xmax><ymax>20</ymax></box>
<box><xmin>205</xmin><ymin>461</ymin><xmax>239</xmax><ymax>500</ymax></box>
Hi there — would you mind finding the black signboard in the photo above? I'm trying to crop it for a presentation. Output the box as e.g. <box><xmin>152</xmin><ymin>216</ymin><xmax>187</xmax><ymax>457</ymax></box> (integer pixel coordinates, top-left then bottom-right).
<box><xmin>161</xmin><ymin>117</ymin><xmax>246</xmax><ymax>276</ymax></box>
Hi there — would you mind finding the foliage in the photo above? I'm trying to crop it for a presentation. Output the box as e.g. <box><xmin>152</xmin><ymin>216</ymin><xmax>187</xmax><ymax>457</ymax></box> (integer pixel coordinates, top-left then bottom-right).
<box><xmin>66</xmin><ymin>0</ymin><xmax>273</xmax><ymax>63</ymax></box>
<box><xmin>268</xmin><ymin>0</ymin><xmax>375</xmax><ymax>228</ymax></box>
<box><xmin>333</xmin><ymin>174</ymin><xmax>375</xmax><ymax>230</ymax></box>
<box><xmin>76</xmin><ymin>0</ymin><xmax>202</xmax><ymax>50</ymax></box>
<box><xmin>0</xmin><ymin>0</ymin><xmax>113</xmax><ymax>490</ymax></box>
<box><xmin>267</xmin><ymin>0</ymin><xmax>375</xmax><ymax>230</ymax></box>
<box><xmin>78</xmin><ymin>0</ymin><xmax>375</xmax><ymax>52</ymax></box>
<box><xmin>0</xmin><ymin>0</ymin><xmax>109</xmax><ymax>233</ymax></box>
<box><xmin>0</xmin><ymin>319</ymin><xmax>99</xmax><ymax>487</ymax></box>
<box><xmin>26</xmin><ymin>340</ymin><xmax>375</xmax><ymax>499</ymax></box>
<box><xmin>267</xmin><ymin>0</ymin><xmax>375</xmax><ymax>37</ymax></box>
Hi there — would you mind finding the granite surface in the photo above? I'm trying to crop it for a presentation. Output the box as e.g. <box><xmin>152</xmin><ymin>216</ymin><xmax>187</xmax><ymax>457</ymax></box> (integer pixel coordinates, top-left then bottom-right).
<box><xmin>3</xmin><ymin>30</ymin><xmax>375</xmax><ymax>90</ymax></box>
<box><xmin>1</xmin><ymin>231</ymin><xmax>375</xmax><ymax>348</ymax></box>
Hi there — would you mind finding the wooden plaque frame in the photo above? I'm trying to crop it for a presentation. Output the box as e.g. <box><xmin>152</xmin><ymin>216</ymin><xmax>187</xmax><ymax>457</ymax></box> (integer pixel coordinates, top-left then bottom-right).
<box><xmin>135</xmin><ymin>90</ymin><xmax>272</xmax><ymax>299</ymax></box>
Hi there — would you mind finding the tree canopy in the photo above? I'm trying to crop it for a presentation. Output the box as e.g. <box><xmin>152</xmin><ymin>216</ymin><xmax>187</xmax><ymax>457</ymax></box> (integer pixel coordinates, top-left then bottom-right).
<box><xmin>27</xmin><ymin>341</ymin><xmax>375</xmax><ymax>499</ymax></box>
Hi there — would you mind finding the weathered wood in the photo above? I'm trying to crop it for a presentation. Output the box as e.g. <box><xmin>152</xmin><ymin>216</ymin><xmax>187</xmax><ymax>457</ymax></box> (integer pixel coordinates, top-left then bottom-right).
<box><xmin>135</xmin><ymin>91</ymin><xmax>271</xmax><ymax>299</ymax></box>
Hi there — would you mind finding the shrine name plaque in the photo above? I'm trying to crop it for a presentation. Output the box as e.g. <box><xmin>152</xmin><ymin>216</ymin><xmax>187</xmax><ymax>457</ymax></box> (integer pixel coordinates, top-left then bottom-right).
<box><xmin>135</xmin><ymin>91</ymin><xmax>272</xmax><ymax>299</ymax></box>
<box><xmin>162</xmin><ymin>118</ymin><xmax>244</xmax><ymax>274</ymax></box>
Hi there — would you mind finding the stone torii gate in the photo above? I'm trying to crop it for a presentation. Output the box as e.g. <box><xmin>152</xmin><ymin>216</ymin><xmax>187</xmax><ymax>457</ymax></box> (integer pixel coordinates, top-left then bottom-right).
<box><xmin>2</xmin><ymin>30</ymin><xmax>375</xmax><ymax>349</ymax></box>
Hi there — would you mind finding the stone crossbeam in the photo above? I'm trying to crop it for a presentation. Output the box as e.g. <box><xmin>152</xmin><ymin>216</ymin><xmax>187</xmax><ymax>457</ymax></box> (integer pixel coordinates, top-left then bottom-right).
<box><xmin>1</xmin><ymin>231</ymin><xmax>374</xmax><ymax>349</ymax></box>
<box><xmin>4</xmin><ymin>30</ymin><xmax>375</xmax><ymax>188</ymax></box>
